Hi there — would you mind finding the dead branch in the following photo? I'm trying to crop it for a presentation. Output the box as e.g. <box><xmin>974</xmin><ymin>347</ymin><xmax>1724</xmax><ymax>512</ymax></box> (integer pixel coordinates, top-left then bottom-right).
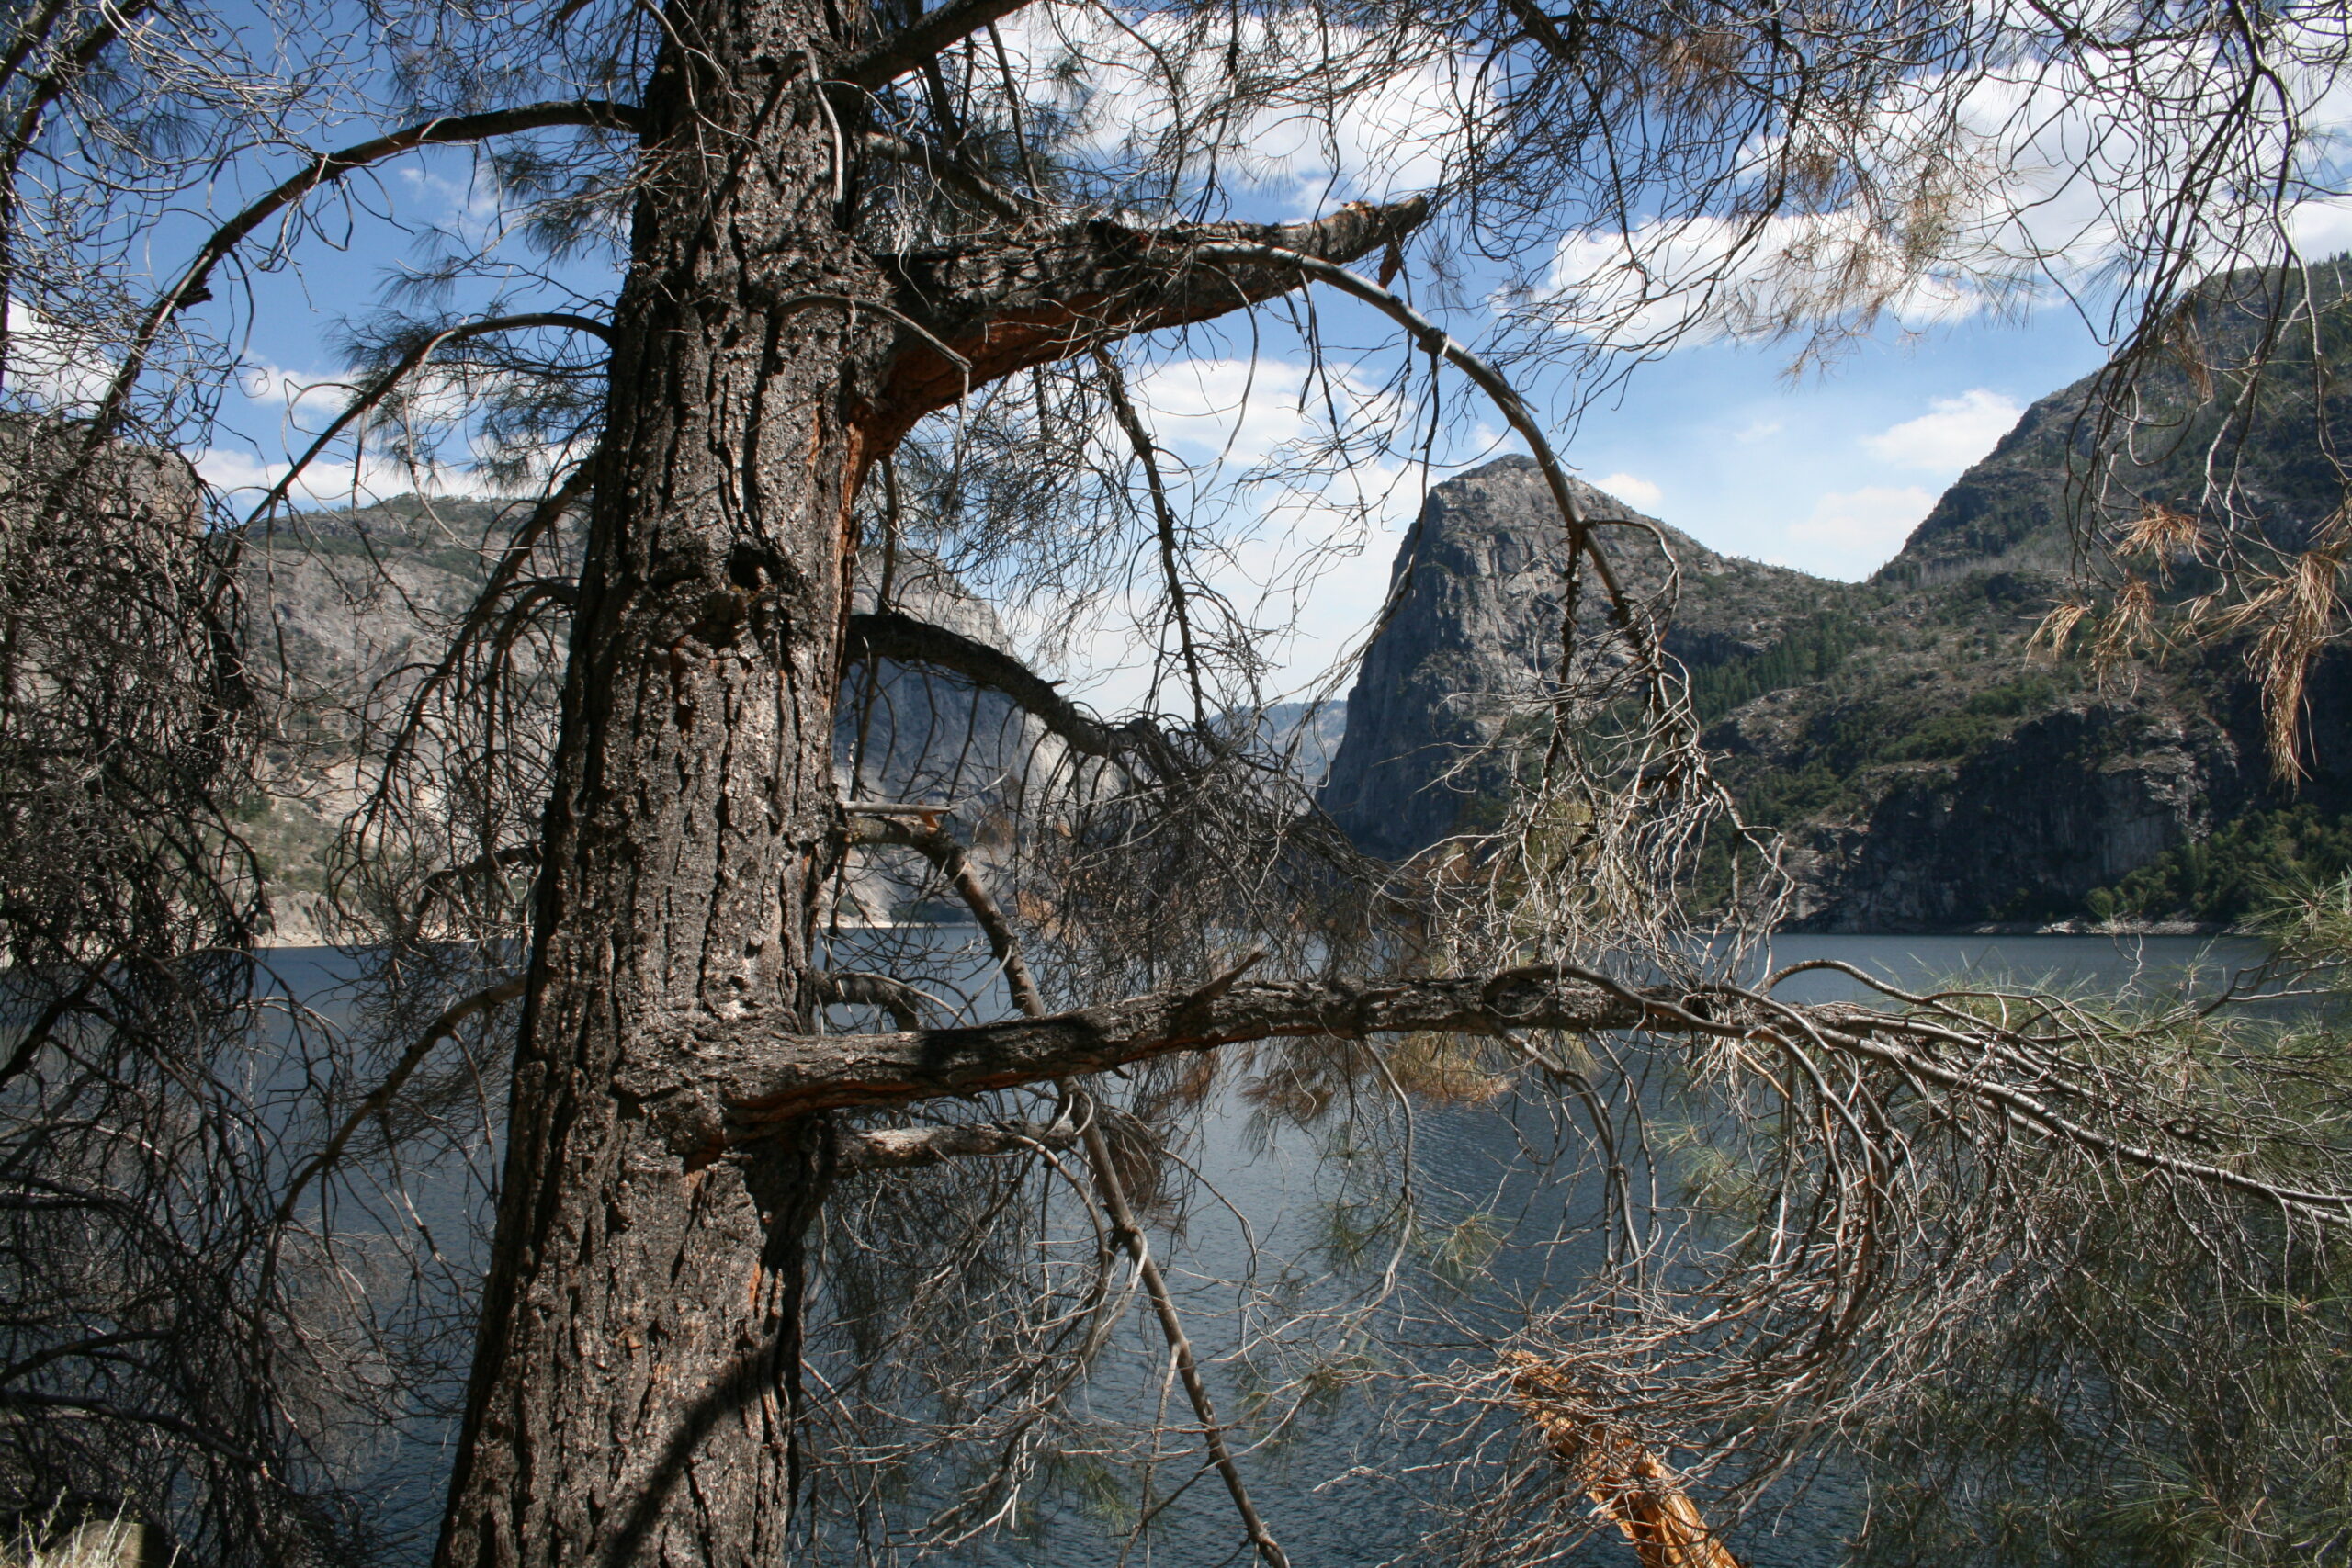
<box><xmin>1094</xmin><ymin>348</ymin><xmax>1210</xmax><ymax>720</ymax></box>
<box><xmin>1078</xmin><ymin>1095</ymin><xmax>1293</xmax><ymax>1568</ymax></box>
<box><xmin>842</xmin><ymin>609</ymin><xmax>1148</xmax><ymax>766</ymax></box>
<box><xmin>1505</xmin><ymin>1353</ymin><xmax>1742</xmax><ymax>1568</ymax></box>
<box><xmin>93</xmin><ymin>100</ymin><xmax>643</xmax><ymax>434</ymax></box>
<box><xmin>843</xmin><ymin>786</ymin><xmax>1292</xmax><ymax>1564</ymax></box>
<box><xmin>630</xmin><ymin>968</ymin><xmax>1649</xmax><ymax>1146</ymax></box>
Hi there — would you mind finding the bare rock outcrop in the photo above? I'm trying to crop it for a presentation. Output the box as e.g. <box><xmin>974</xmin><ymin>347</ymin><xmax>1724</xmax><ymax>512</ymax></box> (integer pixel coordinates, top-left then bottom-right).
<box><xmin>1317</xmin><ymin>456</ymin><xmax>1824</xmax><ymax>860</ymax></box>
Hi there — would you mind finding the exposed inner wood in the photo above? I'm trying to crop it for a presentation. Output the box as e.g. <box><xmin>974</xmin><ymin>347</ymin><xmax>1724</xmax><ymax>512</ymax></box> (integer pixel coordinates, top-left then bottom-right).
<box><xmin>1507</xmin><ymin>1353</ymin><xmax>1744</xmax><ymax>1568</ymax></box>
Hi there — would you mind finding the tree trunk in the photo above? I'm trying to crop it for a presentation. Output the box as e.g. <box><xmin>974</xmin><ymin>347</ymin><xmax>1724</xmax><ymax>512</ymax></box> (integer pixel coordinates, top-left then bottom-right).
<box><xmin>433</xmin><ymin>1</ymin><xmax>887</xmax><ymax>1559</ymax></box>
<box><xmin>415</xmin><ymin>0</ymin><xmax>1438</xmax><ymax>1550</ymax></box>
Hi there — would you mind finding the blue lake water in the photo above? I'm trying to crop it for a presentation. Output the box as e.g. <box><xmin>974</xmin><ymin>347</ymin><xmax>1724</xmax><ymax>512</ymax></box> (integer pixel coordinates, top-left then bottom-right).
<box><xmin>1751</xmin><ymin>931</ymin><xmax>2271</xmax><ymax>1006</ymax></box>
<box><xmin>259</xmin><ymin>933</ymin><xmax>2279</xmax><ymax>1565</ymax></box>
<box><xmin>966</xmin><ymin>933</ymin><xmax>2281</xmax><ymax>1568</ymax></box>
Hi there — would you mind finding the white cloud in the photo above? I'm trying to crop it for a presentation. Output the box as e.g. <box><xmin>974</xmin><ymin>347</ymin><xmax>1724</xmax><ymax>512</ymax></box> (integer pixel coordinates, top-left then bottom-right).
<box><xmin>1785</xmin><ymin>485</ymin><xmax>1937</xmax><ymax>578</ymax></box>
<box><xmin>1125</xmin><ymin>354</ymin><xmax>1406</xmax><ymax>473</ymax></box>
<box><xmin>5</xmin><ymin>300</ymin><xmax>113</xmax><ymax>410</ymax></box>
<box><xmin>1127</xmin><ymin>356</ymin><xmax>1318</xmax><ymax>466</ymax></box>
<box><xmin>237</xmin><ymin>360</ymin><xmax>354</xmax><ymax>425</ymax></box>
<box><xmin>1861</xmin><ymin>389</ymin><xmax>2022</xmax><ymax>472</ymax></box>
<box><xmin>1238</xmin><ymin>52</ymin><xmax>1465</xmax><ymax>208</ymax></box>
<box><xmin>396</xmin><ymin>164</ymin><xmax>516</xmax><ymax>251</ymax></box>
<box><xmin>1594</xmin><ymin>470</ymin><xmax>1662</xmax><ymax>509</ymax></box>
<box><xmin>190</xmin><ymin>448</ymin><xmax>284</xmax><ymax>493</ymax></box>
<box><xmin>2287</xmin><ymin>195</ymin><xmax>2352</xmax><ymax>260</ymax></box>
<box><xmin>201</xmin><ymin>352</ymin><xmax>528</xmax><ymax>513</ymax></box>
<box><xmin>1539</xmin><ymin>39</ymin><xmax>2352</xmax><ymax>352</ymax></box>
<box><xmin>1000</xmin><ymin>6</ymin><xmax>1474</xmax><ymax>211</ymax></box>
<box><xmin>195</xmin><ymin>444</ymin><xmax>497</xmax><ymax>513</ymax></box>
<box><xmin>1734</xmin><ymin>419</ymin><xmax>1783</xmax><ymax>445</ymax></box>
<box><xmin>1544</xmin><ymin>206</ymin><xmax>1992</xmax><ymax>348</ymax></box>
<box><xmin>1035</xmin><ymin>350</ymin><xmax>1437</xmax><ymax>710</ymax></box>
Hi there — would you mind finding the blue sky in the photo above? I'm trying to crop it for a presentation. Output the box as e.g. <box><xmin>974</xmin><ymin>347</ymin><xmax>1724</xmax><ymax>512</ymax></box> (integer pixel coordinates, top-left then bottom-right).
<box><xmin>1557</xmin><ymin>315</ymin><xmax>2107</xmax><ymax>578</ymax></box>
<box><xmin>28</xmin><ymin>0</ymin><xmax>2350</xmax><ymax>715</ymax></box>
<box><xmin>169</xmin><ymin>11</ymin><xmax>2128</xmax><ymax>591</ymax></box>
<box><xmin>197</xmin><ymin>192</ymin><xmax>2105</xmax><ymax>585</ymax></box>
<box><xmin>1077</xmin><ymin>303</ymin><xmax>2111</xmax><ymax>707</ymax></box>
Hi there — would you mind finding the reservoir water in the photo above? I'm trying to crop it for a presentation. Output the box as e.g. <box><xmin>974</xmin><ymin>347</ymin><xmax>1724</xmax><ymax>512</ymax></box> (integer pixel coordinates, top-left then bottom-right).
<box><xmin>260</xmin><ymin>933</ymin><xmax>2278</xmax><ymax>1565</ymax></box>
<box><xmin>948</xmin><ymin>932</ymin><xmax>2278</xmax><ymax>1568</ymax></box>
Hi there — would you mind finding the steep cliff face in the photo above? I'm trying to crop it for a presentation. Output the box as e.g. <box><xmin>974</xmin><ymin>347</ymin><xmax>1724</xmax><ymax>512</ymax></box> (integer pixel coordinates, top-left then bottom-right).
<box><xmin>1886</xmin><ymin>258</ymin><xmax>2352</xmax><ymax>586</ymax></box>
<box><xmin>242</xmin><ymin>498</ymin><xmax>527</xmax><ymax>708</ymax></box>
<box><xmin>254</xmin><ymin>274</ymin><xmax>2352</xmax><ymax>938</ymax></box>
<box><xmin>1318</xmin><ymin>457</ymin><xmax>1826</xmax><ymax>858</ymax></box>
<box><xmin>1837</xmin><ymin>707</ymin><xmax>2228</xmax><ymax>927</ymax></box>
<box><xmin>1742</xmin><ymin>262</ymin><xmax>2352</xmax><ymax>929</ymax></box>
<box><xmin>1320</xmin><ymin>423</ymin><xmax>2352</xmax><ymax>929</ymax></box>
<box><xmin>1720</xmin><ymin>672</ymin><xmax>2277</xmax><ymax>929</ymax></box>
<box><xmin>234</xmin><ymin>496</ymin><xmax>562</xmax><ymax>934</ymax></box>
<box><xmin>238</xmin><ymin>496</ymin><xmax>1034</xmax><ymax>932</ymax></box>
<box><xmin>1758</xmin><ymin>644</ymin><xmax>2352</xmax><ymax>931</ymax></box>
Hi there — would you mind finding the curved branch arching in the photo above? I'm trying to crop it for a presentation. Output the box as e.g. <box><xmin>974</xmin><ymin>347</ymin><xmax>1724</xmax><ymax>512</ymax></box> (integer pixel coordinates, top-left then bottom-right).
<box><xmin>842</xmin><ymin>608</ymin><xmax>1174</xmax><ymax>771</ymax></box>
<box><xmin>0</xmin><ymin>0</ymin><xmax>156</xmax><ymax>391</ymax></box>
<box><xmin>89</xmin><ymin>100</ymin><xmax>640</xmax><ymax>436</ymax></box>
<box><xmin>236</xmin><ymin>312</ymin><xmax>612</xmax><ymax>531</ymax></box>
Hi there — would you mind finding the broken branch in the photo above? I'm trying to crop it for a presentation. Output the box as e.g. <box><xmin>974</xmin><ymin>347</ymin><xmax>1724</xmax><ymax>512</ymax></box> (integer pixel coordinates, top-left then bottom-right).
<box><xmin>1506</xmin><ymin>1352</ymin><xmax>1743</xmax><ymax>1568</ymax></box>
<box><xmin>837</xmin><ymin>0</ymin><xmax>1037</xmax><ymax>91</ymax></box>
<box><xmin>863</xmin><ymin>197</ymin><xmax>1429</xmax><ymax>446</ymax></box>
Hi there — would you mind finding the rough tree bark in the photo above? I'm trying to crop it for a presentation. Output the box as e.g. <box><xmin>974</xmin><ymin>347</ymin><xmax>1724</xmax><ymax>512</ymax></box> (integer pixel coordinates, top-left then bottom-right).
<box><xmin>428</xmin><ymin>5</ymin><xmax>883</xmax><ymax>1557</ymax></box>
<box><xmin>431</xmin><ymin>0</ymin><xmax>1422</xmax><ymax>1560</ymax></box>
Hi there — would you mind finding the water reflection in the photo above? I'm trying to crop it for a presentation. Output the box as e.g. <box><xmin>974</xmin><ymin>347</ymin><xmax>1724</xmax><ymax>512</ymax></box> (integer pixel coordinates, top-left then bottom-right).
<box><xmin>929</xmin><ymin>932</ymin><xmax>2286</xmax><ymax>1567</ymax></box>
<box><xmin>1753</xmin><ymin>933</ymin><xmax>2273</xmax><ymax>1007</ymax></box>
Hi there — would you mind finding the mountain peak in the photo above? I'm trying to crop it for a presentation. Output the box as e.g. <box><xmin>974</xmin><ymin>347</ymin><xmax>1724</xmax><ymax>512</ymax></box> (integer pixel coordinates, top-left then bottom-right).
<box><xmin>1319</xmin><ymin>455</ymin><xmax>1826</xmax><ymax>859</ymax></box>
<box><xmin>1881</xmin><ymin>256</ymin><xmax>2352</xmax><ymax>583</ymax></box>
